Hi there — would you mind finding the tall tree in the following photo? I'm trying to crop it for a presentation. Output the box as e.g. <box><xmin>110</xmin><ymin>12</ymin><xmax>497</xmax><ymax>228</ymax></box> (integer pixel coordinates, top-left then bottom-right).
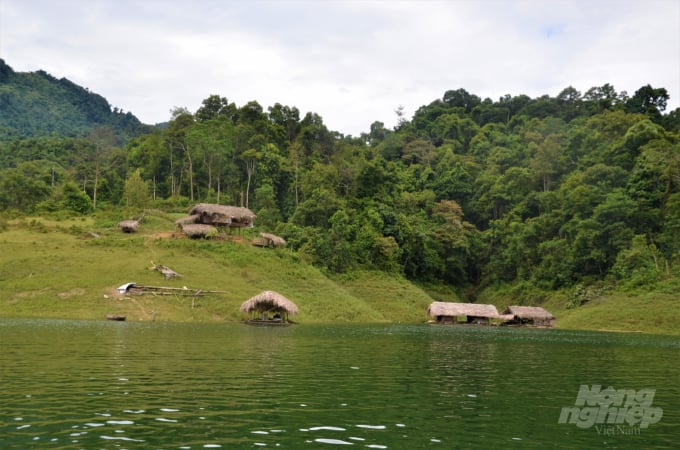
<box><xmin>86</xmin><ymin>125</ymin><xmax>117</xmax><ymax>209</ymax></box>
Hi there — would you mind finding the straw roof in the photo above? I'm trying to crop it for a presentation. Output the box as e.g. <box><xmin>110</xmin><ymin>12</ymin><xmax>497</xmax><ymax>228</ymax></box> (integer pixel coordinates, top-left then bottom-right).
<box><xmin>240</xmin><ymin>290</ymin><xmax>298</xmax><ymax>315</ymax></box>
<box><xmin>181</xmin><ymin>224</ymin><xmax>217</xmax><ymax>238</ymax></box>
<box><xmin>427</xmin><ymin>301</ymin><xmax>499</xmax><ymax>318</ymax></box>
<box><xmin>502</xmin><ymin>306</ymin><xmax>555</xmax><ymax>320</ymax></box>
<box><xmin>118</xmin><ymin>219</ymin><xmax>140</xmax><ymax>232</ymax></box>
<box><xmin>175</xmin><ymin>214</ymin><xmax>199</xmax><ymax>226</ymax></box>
<box><xmin>260</xmin><ymin>232</ymin><xmax>286</xmax><ymax>247</ymax></box>
<box><xmin>189</xmin><ymin>203</ymin><xmax>256</xmax><ymax>221</ymax></box>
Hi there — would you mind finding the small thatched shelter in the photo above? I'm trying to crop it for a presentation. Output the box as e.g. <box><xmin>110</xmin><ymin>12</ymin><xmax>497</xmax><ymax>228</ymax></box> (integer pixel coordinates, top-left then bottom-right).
<box><xmin>180</xmin><ymin>223</ymin><xmax>218</xmax><ymax>239</ymax></box>
<box><xmin>427</xmin><ymin>301</ymin><xmax>500</xmax><ymax>325</ymax></box>
<box><xmin>118</xmin><ymin>217</ymin><xmax>142</xmax><ymax>233</ymax></box>
<box><xmin>189</xmin><ymin>203</ymin><xmax>256</xmax><ymax>228</ymax></box>
<box><xmin>175</xmin><ymin>214</ymin><xmax>199</xmax><ymax>228</ymax></box>
<box><xmin>240</xmin><ymin>290</ymin><xmax>298</xmax><ymax>324</ymax></box>
<box><xmin>252</xmin><ymin>232</ymin><xmax>287</xmax><ymax>248</ymax></box>
<box><xmin>501</xmin><ymin>306</ymin><xmax>556</xmax><ymax>327</ymax></box>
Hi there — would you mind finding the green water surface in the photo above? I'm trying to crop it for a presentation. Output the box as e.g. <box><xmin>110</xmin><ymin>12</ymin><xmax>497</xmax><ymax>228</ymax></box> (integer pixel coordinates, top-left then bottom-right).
<box><xmin>1</xmin><ymin>319</ymin><xmax>678</xmax><ymax>449</ymax></box>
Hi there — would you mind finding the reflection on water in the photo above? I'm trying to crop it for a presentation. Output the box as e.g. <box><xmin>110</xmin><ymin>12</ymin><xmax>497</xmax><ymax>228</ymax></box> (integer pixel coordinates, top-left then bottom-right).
<box><xmin>1</xmin><ymin>319</ymin><xmax>679</xmax><ymax>448</ymax></box>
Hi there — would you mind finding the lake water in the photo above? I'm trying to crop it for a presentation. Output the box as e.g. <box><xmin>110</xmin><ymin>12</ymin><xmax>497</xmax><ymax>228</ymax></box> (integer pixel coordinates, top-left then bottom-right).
<box><xmin>1</xmin><ymin>319</ymin><xmax>678</xmax><ymax>449</ymax></box>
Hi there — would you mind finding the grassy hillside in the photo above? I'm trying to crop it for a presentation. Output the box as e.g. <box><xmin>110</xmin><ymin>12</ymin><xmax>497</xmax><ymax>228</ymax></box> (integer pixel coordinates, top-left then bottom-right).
<box><xmin>477</xmin><ymin>280</ymin><xmax>680</xmax><ymax>336</ymax></box>
<box><xmin>0</xmin><ymin>211</ymin><xmax>677</xmax><ymax>335</ymax></box>
<box><xmin>547</xmin><ymin>291</ymin><xmax>680</xmax><ymax>336</ymax></box>
<box><xmin>0</xmin><ymin>212</ymin><xmax>434</xmax><ymax>323</ymax></box>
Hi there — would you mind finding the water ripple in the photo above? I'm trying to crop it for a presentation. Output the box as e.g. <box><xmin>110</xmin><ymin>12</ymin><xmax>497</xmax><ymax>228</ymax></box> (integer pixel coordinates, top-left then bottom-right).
<box><xmin>1</xmin><ymin>320</ymin><xmax>679</xmax><ymax>449</ymax></box>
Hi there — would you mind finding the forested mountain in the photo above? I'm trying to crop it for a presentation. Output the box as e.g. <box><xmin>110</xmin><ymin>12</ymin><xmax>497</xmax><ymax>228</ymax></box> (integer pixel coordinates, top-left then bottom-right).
<box><xmin>1</xmin><ymin>59</ymin><xmax>679</xmax><ymax>302</ymax></box>
<box><xmin>0</xmin><ymin>59</ymin><xmax>150</xmax><ymax>142</ymax></box>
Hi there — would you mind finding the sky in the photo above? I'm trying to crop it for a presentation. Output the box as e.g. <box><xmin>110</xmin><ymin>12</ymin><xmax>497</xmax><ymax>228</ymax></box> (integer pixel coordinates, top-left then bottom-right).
<box><xmin>1</xmin><ymin>0</ymin><xmax>679</xmax><ymax>136</ymax></box>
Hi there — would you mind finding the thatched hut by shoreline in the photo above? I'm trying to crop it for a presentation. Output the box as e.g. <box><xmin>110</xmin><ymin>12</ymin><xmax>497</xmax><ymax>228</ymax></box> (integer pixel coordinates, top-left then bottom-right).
<box><xmin>240</xmin><ymin>290</ymin><xmax>298</xmax><ymax>325</ymax></box>
<box><xmin>427</xmin><ymin>301</ymin><xmax>500</xmax><ymax>325</ymax></box>
<box><xmin>500</xmin><ymin>306</ymin><xmax>556</xmax><ymax>327</ymax></box>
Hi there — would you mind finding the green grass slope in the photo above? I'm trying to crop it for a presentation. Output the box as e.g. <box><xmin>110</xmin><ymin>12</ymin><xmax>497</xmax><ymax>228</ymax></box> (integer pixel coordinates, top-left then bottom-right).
<box><xmin>547</xmin><ymin>291</ymin><xmax>680</xmax><ymax>336</ymax></box>
<box><xmin>1</xmin><ymin>212</ymin><xmax>677</xmax><ymax>335</ymax></box>
<box><xmin>0</xmin><ymin>213</ymin><xmax>433</xmax><ymax>323</ymax></box>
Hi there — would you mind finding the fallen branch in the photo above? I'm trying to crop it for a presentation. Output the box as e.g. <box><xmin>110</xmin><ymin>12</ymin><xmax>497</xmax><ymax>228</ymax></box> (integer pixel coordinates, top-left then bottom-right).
<box><xmin>151</xmin><ymin>263</ymin><xmax>181</xmax><ymax>279</ymax></box>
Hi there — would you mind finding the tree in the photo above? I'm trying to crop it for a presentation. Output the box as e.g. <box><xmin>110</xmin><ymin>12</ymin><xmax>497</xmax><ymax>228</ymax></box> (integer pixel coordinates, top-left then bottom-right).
<box><xmin>61</xmin><ymin>181</ymin><xmax>93</xmax><ymax>214</ymax></box>
<box><xmin>0</xmin><ymin>162</ymin><xmax>51</xmax><ymax>211</ymax></box>
<box><xmin>86</xmin><ymin>125</ymin><xmax>117</xmax><ymax>209</ymax></box>
<box><xmin>123</xmin><ymin>169</ymin><xmax>150</xmax><ymax>208</ymax></box>
<box><xmin>583</xmin><ymin>83</ymin><xmax>621</xmax><ymax>114</ymax></box>
<box><xmin>164</xmin><ymin>110</ymin><xmax>195</xmax><ymax>197</ymax></box>
<box><xmin>611</xmin><ymin>235</ymin><xmax>663</xmax><ymax>289</ymax></box>
<box><xmin>241</xmin><ymin>148</ymin><xmax>261</xmax><ymax>209</ymax></box>
<box><xmin>626</xmin><ymin>85</ymin><xmax>669</xmax><ymax>120</ymax></box>
<box><xmin>431</xmin><ymin>200</ymin><xmax>476</xmax><ymax>283</ymax></box>
<box><xmin>195</xmin><ymin>95</ymin><xmax>236</xmax><ymax>122</ymax></box>
<box><xmin>268</xmin><ymin>103</ymin><xmax>301</xmax><ymax>143</ymax></box>
<box><xmin>531</xmin><ymin>134</ymin><xmax>563</xmax><ymax>192</ymax></box>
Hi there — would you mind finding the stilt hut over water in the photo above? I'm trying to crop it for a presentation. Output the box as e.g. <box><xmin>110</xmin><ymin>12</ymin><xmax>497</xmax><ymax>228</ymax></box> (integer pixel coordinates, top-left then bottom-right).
<box><xmin>427</xmin><ymin>301</ymin><xmax>499</xmax><ymax>325</ymax></box>
<box><xmin>500</xmin><ymin>306</ymin><xmax>556</xmax><ymax>327</ymax></box>
<box><xmin>240</xmin><ymin>291</ymin><xmax>298</xmax><ymax>325</ymax></box>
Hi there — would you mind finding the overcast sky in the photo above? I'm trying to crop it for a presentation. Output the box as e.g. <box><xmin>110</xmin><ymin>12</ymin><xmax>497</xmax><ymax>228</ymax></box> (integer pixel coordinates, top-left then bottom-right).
<box><xmin>1</xmin><ymin>0</ymin><xmax>679</xmax><ymax>136</ymax></box>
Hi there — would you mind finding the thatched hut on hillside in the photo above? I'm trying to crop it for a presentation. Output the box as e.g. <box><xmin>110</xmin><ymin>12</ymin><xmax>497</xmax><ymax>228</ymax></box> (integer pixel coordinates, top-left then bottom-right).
<box><xmin>427</xmin><ymin>301</ymin><xmax>500</xmax><ymax>325</ymax></box>
<box><xmin>118</xmin><ymin>216</ymin><xmax>143</xmax><ymax>233</ymax></box>
<box><xmin>500</xmin><ymin>306</ymin><xmax>555</xmax><ymax>327</ymax></box>
<box><xmin>252</xmin><ymin>232</ymin><xmax>286</xmax><ymax>248</ymax></box>
<box><xmin>240</xmin><ymin>290</ymin><xmax>298</xmax><ymax>324</ymax></box>
<box><xmin>175</xmin><ymin>214</ymin><xmax>199</xmax><ymax>228</ymax></box>
<box><xmin>180</xmin><ymin>224</ymin><xmax>218</xmax><ymax>239</ymax></box>
<box><xmin>189</xmin><ymin>203</ymin><xmax>256</xmax><ymax>228</ymax></box>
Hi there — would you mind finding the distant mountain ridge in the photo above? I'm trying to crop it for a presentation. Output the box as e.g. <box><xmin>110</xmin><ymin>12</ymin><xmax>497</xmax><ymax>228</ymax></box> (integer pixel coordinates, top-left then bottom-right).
<box><xmin>0</xmin><ymin>59</ymin><xmax>151</xmax><ymax>142</ymax></box>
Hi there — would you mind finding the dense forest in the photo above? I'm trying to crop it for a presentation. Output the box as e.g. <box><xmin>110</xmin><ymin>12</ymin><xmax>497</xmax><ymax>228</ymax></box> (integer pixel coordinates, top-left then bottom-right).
<box><xmin>0</xmin><ymin>59</ymin><xmax>150</xmax><ymax>141</ymax></box>
<box><xmin>1</xmin><ymin>60</ymin><xmax>679</xmax><ymax>302</ymax></box>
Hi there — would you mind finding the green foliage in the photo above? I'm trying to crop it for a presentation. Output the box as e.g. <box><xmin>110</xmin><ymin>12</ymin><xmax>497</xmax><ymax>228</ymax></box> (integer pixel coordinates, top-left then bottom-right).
<box><xmin>61</xmin><ymin>181</ymin><xmax>94</xmax><ymax>214</ymax></box>
<box><xmin>611</xmin><ymin>235</ymin><xmax>663</xmax><ymax>290</ymax></box>
<box><xmin>0</xmin><ymin>60</ymin><xmax>150</xmax><ymax>142</ymax></box>
<box><xmin>0</xmin><ymin>161</ymin><xmax>51</xmax><ymax>211</ymax></box>
<box><xmin>123</xmin><ymin>169</ymin><xmax>151</xmax><ymax>208</ymax></box>
<box><xmin>2</xmin><ymin>62</ymin><xmax>680</xmax><ymax>301</ymax></box>
<box><xmin>566</xmin><ymin>283</ymin><xmax>603</xmax><ymax>309</ymax></box>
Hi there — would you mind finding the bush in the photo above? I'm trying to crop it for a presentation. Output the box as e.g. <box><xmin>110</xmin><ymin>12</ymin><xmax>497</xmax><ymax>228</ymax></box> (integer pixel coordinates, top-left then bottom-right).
<box><xmin>61</xmin><ymin>182</ymin><xmax>93</xmax><ymax>214</ymax></box>
<box><xmin>567</xmin><ymin>283</ymin><xmax>603</xmax><ymax>309</ymax></box>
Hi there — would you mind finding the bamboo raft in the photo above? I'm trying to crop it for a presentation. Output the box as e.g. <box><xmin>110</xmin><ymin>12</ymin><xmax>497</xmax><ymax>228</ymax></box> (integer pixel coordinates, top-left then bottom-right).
<box><xmin>117</xmin><ymin>282</ymin><xmax>225</xmax><ymax>297</ymax></box>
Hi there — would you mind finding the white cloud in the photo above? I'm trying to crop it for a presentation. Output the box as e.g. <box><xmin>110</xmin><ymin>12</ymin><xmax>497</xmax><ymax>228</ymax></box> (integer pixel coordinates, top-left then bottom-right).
<box><xmin>1</xmin><ymin>0</ymin><xmax>678</xmax><ymax>136</ymax></box>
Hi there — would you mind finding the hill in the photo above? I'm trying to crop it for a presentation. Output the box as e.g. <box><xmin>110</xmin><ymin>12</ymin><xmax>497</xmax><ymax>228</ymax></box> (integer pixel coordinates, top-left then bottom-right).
<box><xmin>0</xmin><ymin>59</ymin><xmax>150</xmax><ymax>142</ymax></box>
<box><xmin>1</xmin><ymin>61</ymin><xmax>679</xmax><ymax>335</ymax></box>
<box><xmin>0</xmin><ymin>211</ymin><xmax>678</xmax><ymax>335</ymax></box>
<box><xmin>0</xmin><ymin>211</ymin><xmax>437</xmax><ymax>324</ymax></box>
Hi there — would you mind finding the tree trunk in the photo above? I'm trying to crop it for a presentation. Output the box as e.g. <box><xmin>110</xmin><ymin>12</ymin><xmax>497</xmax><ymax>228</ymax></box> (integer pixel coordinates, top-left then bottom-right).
<box><xmin>184</xmin><ymin>144</ymin><xmax>194</xmax><ymax>201</ymax></box>
<box><xmin>93</xmin><ymin>158</ymin><xmax>99</xmax><ymax>209</ymax></box>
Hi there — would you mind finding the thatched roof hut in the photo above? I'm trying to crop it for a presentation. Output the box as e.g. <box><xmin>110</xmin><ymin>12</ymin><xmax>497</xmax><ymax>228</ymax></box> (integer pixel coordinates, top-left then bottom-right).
<box><xmin>180</xmin><ymin>224</ymin><xmax>218</xmax><ymax>239</ymax></box>
<box><xmin>240</xmin><ymin>290</ymin><xmax>298</xmax><ymax>323</ymax></box>
<box><xmin>189</xmin><ymin>203</ymin><xmax>256</xmax><ymax>228</ymax></box>
<box><xmin>252</xmin><ymin>232</ymin><xmax>287</xmax><ymax>248</ymax></box>
<box><xmin>501</xmin><ymin>306</ymin><xmax>556</xmax><ymax>327</ymax></box>
<box><xmin>118</xmin><ymin>218</ymin><xmax>142</xmax><ymax>233</ymax></box>
<box><xmin>175</xmin><ymin>214</ymin><xmax>199</xmax><ymax>227</ymax></box>
<box><xmin>427</xmin><ymin>301</ymin><xmax>500</xmax><ymax>325</ymax></box>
